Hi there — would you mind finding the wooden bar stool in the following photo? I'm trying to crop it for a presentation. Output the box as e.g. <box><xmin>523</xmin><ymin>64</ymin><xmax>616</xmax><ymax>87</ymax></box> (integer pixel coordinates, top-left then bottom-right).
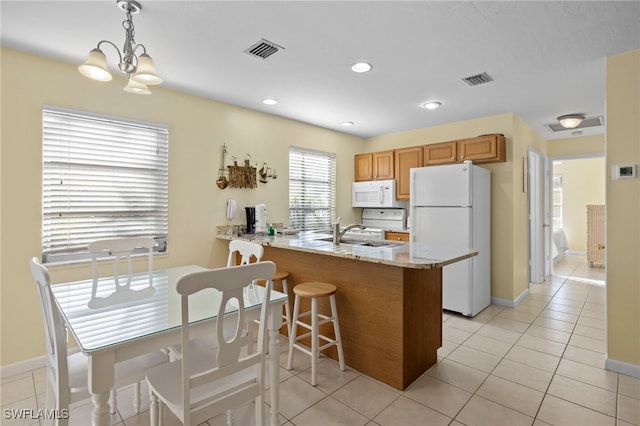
<box><xmin>257</xmin><ymin>271</ymin><xmax>291</xmax><ymax>336</ymax></box>
<box><xmin>286</xmin><ymin>282</ymin><xmax>345</xmax><ymax>386</ymax></box>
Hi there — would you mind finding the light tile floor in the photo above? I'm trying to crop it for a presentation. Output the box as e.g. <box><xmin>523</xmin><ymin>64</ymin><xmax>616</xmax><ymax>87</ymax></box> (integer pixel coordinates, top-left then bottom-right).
<box><xmin>2</xmin><ymin>255</ymin><xmax>639</xmax><ymax>425</ymax></box>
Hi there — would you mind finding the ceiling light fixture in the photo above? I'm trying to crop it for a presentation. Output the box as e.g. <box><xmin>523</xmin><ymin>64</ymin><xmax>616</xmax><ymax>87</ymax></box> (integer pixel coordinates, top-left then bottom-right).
<box><xmin>262</xmin><ymin>98</ymin><xmax>279</xmax><ymax>105</ymax></box>
<box><xmin>78</xmin><ymin>0</ymin><xmax>162</xmax><ymax>94</ymax></box>
<box><xmin>557</xmin><ymin>114</ymin><xmax>585</xmax><ymax>129</ymax></box>
<box><xmin>421</xmin><ymin>101</ymin><xmax>442</xmax><ymax>110</ymax></box>
<box><xmin>341</xmin><ymin>121</ymin><xmax>354</xmax><ymax>127</ymax></box>
<box><xmin>351</xmin><ymin>62</ymin><xmax>372</xmax><ymax>73</ymax></box>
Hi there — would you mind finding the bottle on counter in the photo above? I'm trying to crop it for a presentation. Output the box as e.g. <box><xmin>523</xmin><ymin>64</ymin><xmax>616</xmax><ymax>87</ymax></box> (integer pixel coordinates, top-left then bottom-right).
<box><xmin>268</xmin><ymin>224</ymin><xmax>275</xmax><ymax>236</ymax></box>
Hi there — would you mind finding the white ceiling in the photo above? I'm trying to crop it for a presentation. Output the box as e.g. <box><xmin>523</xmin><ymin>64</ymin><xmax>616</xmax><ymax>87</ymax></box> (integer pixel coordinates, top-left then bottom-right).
<box><xmin>2</xmin><ymin>1</ymin><xmax>639</xmax><ymax>140</ymax></box>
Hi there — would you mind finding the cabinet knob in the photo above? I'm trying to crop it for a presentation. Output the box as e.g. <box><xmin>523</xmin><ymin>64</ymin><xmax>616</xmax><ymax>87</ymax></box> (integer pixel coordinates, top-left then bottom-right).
<box><xmin>452</xmin><ymin>156</ymin><xmax>455</xmax><ymax>160</ymax></box>
<box><xmin>461</xmin><ymin>155</ymin><xmax>464</xmax><ymax>159</ymax></box>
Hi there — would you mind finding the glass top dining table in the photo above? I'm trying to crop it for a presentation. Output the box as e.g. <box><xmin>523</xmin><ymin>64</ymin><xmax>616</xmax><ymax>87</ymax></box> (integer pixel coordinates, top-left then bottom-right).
<box><xmin>50</xmin><ymin>264</ymin><xmax>287</xmax><ymax>426</ymax></box>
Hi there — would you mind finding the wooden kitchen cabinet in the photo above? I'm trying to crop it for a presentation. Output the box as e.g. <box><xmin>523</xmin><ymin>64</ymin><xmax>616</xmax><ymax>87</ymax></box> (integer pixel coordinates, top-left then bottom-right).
<box><xmin>395</xmin><ymin>146</ymin><xmax>423</xmax><ymax>200</ymax></box>
<box><xmin>385</xmin><ymin>231</ymin><xmax>410</xmax><ymax>242</ymax></box>
<box><xmin>457</xmin><ymin>134</ymin><xmax>506</xmax><ymax>163</ymax></box>
<box><xmin>422</xmin><ymin>134</ymin><xmax>506</xmax><ymax>166</ymax></box>
<box><xmin>423</xmin><ymin>141</ymin><xmax>457</xmax><ymax>166</ymax></box>
<box><xmin>354</xmin><ymin>150</ymin><xmax>395</xmax><ymax>181</ymax></box>
<box><xmin>354</xmin><ymin>153</ymin><xmax>373</xmax><ymax>181</ymax></box>
<box><xmin>373</xmin><ymin>150</ymin><xmax>395</xmax><ymax>180</ymax></box>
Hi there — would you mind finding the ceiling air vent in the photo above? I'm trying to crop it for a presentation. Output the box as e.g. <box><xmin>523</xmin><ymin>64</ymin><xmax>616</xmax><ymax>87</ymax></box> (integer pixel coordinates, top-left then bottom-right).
<box><xmin>462</xmin><ymin>72</ymin><xmax>493</xmax><ymax>87</ymax></box>
<box><xmin>244</xmin><ymin>38</ymin><xmax>284</xmax><ymax>60</ymax></box>
<box><xmin>545</xmin><ymin>115</ymin><xmax>605</xmax><ymax>132</ymax></box>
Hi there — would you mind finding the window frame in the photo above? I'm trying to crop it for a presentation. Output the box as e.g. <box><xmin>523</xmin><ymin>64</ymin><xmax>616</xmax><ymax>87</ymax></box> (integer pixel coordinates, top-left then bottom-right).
<box><xmin>41</xmin><ymin>106</ymin><xmax>169</xmax><ymax>264</ymax></box>
<box><xmin>288</xmin><ymin>145</ymin><xmax>337</xmax><ymax>231</ymax></box>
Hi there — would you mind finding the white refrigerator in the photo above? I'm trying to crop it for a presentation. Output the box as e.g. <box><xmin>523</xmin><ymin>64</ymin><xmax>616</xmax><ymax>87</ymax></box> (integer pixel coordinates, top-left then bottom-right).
<box><xmin>409</xmin><ymin>162</ymin><xmax>491</xmax><ymax>317</ymax></box>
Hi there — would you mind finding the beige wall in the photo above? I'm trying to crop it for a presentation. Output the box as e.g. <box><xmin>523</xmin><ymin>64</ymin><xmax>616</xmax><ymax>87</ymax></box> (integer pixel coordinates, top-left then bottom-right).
<box><xmin>552</xmin><ymin>158</ymin><xmax>606</xmax><ymax>252</ymax></box>
<box><xmin>548</xmin><ymin>134</ymin><xmax>605</xmax><ymax>158</ymax></box>
<box><xmin>606</xmin><ymin>49</ymin><xmax>640</xmax><ymax>368</ymax></box>
<box><xmin>0</xmin><ymin>48</ymin><xmax>364</xmax><ymax>365</ymax></box>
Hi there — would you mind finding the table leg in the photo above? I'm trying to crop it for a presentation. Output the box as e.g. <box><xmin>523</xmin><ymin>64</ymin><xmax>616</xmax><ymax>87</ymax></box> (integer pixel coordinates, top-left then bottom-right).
<box><xmin>91</xmin><ymin>392</ymin><xmax>111</xmax><ymax>426</ymax></box>
<box><xmin>268</xmin><ymin>301</ymin><xmax>284</xmax><ymax>426</ymax></box>
<box><xmin>88</xmin><ymin>352</ymin><xmax>115</xmax><ymax>426</ymax></box>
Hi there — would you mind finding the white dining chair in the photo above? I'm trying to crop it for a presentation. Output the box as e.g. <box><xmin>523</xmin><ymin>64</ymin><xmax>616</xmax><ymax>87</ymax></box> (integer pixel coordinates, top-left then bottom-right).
<box><xmin>168</xmin><ymin>240</ymin><xmax>266</xmax><ymax>365</ymax></box>
<box><xmin>29</xmin><ymin>257</ymin><xmax>168</xmax><ymax>424</ymax></box>
<box><xmin>88</xmin><ymin>236</ymin><xmax>155</xmax><ymax>300</ymax></box>
<box><xmin>226</xmin><ymin>239</ymin><xmax>264</xmax><ymax>267</ymax></box>
<box><xmin>145</xmin><ymin>261</ymin><xmax>276</xmax><ymax>426</ymax></box>
<box><xmin>88</xmin><ymin>236</ymin><xmax>162</xmax><ymax>412</ymax></box>
<box><xmin>227</xmin><ymin>240</ymin><xmax>265</xmax><ymax>350</ymax></box>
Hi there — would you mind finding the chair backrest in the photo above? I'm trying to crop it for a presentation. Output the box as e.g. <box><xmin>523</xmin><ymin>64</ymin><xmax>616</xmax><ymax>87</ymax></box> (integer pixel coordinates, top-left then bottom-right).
<box><xmin>88</xmin><ymin>237</ymin><xmax>155</xmax><ymax>298</ymax></box>
<box><xmin>176</xmin><ymin>261</ymin><xmax>275</xmax><ymax>425</ymax></box>
<box><xmin>29</xmin><ymin>257</ymin><xmax>71</xmax><ymax>408</ymax></box>
<box><xmin>226</xmin><ymin>239</ymin><xmax>264</xmax><ymax>267</ymax></box>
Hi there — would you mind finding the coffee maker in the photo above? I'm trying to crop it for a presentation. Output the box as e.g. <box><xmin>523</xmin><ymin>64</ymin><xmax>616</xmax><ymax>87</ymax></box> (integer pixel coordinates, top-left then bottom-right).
<box><xmin>245</xmin><ymin>206</ymin><xmax>256</xmax><ymax>234</ymax></box>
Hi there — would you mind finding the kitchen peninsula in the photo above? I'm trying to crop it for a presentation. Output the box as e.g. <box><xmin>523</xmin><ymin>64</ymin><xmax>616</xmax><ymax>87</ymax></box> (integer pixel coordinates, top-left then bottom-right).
<box><xmin>216</xmin><ymin>232</ymin><xmax>477</xmax><ymax>390</ymax></box>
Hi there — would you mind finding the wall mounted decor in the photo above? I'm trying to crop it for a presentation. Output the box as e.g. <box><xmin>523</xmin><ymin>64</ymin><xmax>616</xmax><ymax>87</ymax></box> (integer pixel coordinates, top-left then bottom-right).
<box><xmin>228</xmin><ymin>155</ymin><xmax>257</xmax><ymax>188</ymax></box>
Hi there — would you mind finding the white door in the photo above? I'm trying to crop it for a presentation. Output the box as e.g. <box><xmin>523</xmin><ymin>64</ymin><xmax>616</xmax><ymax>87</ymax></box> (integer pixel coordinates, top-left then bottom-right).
<box><xmin>528</xmin><ymin>148</ymin><xmax>545</xmax><ymax>283</ymax></box>
<box><xmin>413</xmin><ymin>206</ymin><xmax>472</xmax><ymax>314</ymax></box>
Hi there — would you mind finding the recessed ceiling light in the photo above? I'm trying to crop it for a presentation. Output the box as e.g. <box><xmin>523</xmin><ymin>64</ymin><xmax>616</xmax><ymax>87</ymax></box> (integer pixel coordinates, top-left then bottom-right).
<box><xmin>262</xmin><ymin>98</ymin><xmax>278</xmax><ymax>105</ymax></box>
<box><xmin>351</xmin><ymin>62</ymin><xmax>372</xmax><ymax>73</ymax></box>
<box><xmin>341</xmin><ymin>121</ymin><xmax>354</xmax><ymax>127</ymax></box>
<box><xmin>421</xmin><ymin>101</ymin><xmax>442</xmax><ymax>110</ymax></box>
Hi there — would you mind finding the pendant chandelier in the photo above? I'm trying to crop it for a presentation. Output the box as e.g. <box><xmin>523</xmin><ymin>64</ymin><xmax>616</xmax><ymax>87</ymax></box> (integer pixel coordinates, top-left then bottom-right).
<box><xmin>78</xmin><ymin>0</ymin><xmax>162</xmax><ymax>95</ymax></box>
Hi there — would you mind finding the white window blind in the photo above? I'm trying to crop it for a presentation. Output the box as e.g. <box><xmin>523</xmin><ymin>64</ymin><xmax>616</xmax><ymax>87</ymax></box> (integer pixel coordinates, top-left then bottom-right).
<box><xmin>42</xmin><ymin>107</ymin><xmax>169</xmax><ymax>263</ymax></box>
<box><xmin>288</xmin><ymin>146</ymin><xmax>336</xmax><ymax>231</ymax></box>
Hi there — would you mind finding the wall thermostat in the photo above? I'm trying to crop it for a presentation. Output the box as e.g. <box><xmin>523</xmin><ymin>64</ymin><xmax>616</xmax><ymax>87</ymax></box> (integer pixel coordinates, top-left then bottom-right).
<box><xmin>612</xmin><ymin>164</ymin><xmax>638</xmax><ymax>180</ymax></box>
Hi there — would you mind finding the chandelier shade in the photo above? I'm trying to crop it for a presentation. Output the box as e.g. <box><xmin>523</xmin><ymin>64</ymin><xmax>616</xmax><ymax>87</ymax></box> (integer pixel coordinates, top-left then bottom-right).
<box><xmin>131</xmin><ymin>53</ymin><xmax>162</xmax><ymax>85</ymax></box>
<box><xmin>124</xmin><ymin>78</ymin><xmax>151</xmax><ymax>95</ymax></box>
<box><xmin>78</xmin><ymin>49</ymin><xmax>112</xmax><ymax>81</ymax></box>
<box><xmin>78</xmin><ymin>0</ymin><xmax>161</xmax><ymax>94</ymax></box>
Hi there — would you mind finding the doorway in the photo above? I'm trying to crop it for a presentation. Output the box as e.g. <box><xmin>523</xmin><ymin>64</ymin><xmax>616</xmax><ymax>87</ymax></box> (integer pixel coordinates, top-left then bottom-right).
<box><xmin>549</xmin><ymin>155</ymin><xmax>606</xmax><ymax>282</ymax></box>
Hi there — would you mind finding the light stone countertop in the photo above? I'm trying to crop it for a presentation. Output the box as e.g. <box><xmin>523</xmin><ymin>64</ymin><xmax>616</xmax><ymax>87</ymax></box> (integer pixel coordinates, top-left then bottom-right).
<box><xmin>216</xmin><ymin>231</ymin><xmax>477</xmax><ymax>269</ymax></box>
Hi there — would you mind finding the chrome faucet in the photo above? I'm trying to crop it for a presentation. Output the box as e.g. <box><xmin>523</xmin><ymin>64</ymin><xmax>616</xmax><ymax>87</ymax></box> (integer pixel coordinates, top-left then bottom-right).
<box><xmin>333</xmin><ymin>218</ymin><xmax>365</xmax><ymax>244</ymax></box>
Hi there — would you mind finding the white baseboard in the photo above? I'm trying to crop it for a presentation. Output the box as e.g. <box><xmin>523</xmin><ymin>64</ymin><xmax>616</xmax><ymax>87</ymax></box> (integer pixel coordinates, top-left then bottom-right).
<box><xmin>491</xmin><ymin>288</ymin><xmax>530</xmax><ymax>309</ymax></box>
<box><xmin>1</xmin><ymin>355</ymin><xmax>46</xmax><ymax>379</ymax></box>
<box><xmin>605</xmin><ymin>357</ymin><xmax>640</xmax><ymax>379</ymax></box>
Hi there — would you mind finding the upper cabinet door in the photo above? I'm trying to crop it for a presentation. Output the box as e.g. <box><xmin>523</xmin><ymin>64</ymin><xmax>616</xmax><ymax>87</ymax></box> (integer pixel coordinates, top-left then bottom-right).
<box><xmin>373</xmin><ymin>150</ymin><xmax>395</xmax><ymax>180</ymax></box>
<box><xmin>457</xmin><ymin>134</ymin><xmax>506</xmax><ymax>163</ymax></box>
<box><xmin>395</xmin><ymin>146</ymin><xmax>423</xmax><ymax>200</ymax></box>
<box><xmin>423</xmin><ymin>141</ymin><xmax>457</xmax><ymax>165</ymax></box>
<box><xmin>354</xmin><ymin>153</ymin><xmax>373</xmax><ymax>181</ymax></box>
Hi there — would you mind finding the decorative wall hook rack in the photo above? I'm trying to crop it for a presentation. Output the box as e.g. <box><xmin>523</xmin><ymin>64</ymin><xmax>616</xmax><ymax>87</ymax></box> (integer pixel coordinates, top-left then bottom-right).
<box><xmin>227</xmin><ymin>153</ymin><xmax>257</xmax><ymax>188</ymax></box>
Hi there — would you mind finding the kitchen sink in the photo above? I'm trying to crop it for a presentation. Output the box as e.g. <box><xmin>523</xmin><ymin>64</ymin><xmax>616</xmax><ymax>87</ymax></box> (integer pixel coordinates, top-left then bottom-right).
<box><xmin>358</xmin><ymin>241</ymin><xmax>402</xmax><ymax>247</ymax></box>
<box><xmin>314</xmin><ymin>237</ymin><xmax>401</xmax><ymax>248</ymax></box>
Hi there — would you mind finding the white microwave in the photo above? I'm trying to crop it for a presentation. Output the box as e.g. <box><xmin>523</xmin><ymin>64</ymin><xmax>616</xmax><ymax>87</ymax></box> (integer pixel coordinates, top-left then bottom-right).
<box><xmin>352</xmin><ymin>180</ymin><xmax>406</xmax><ymax>208</ymax></box>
